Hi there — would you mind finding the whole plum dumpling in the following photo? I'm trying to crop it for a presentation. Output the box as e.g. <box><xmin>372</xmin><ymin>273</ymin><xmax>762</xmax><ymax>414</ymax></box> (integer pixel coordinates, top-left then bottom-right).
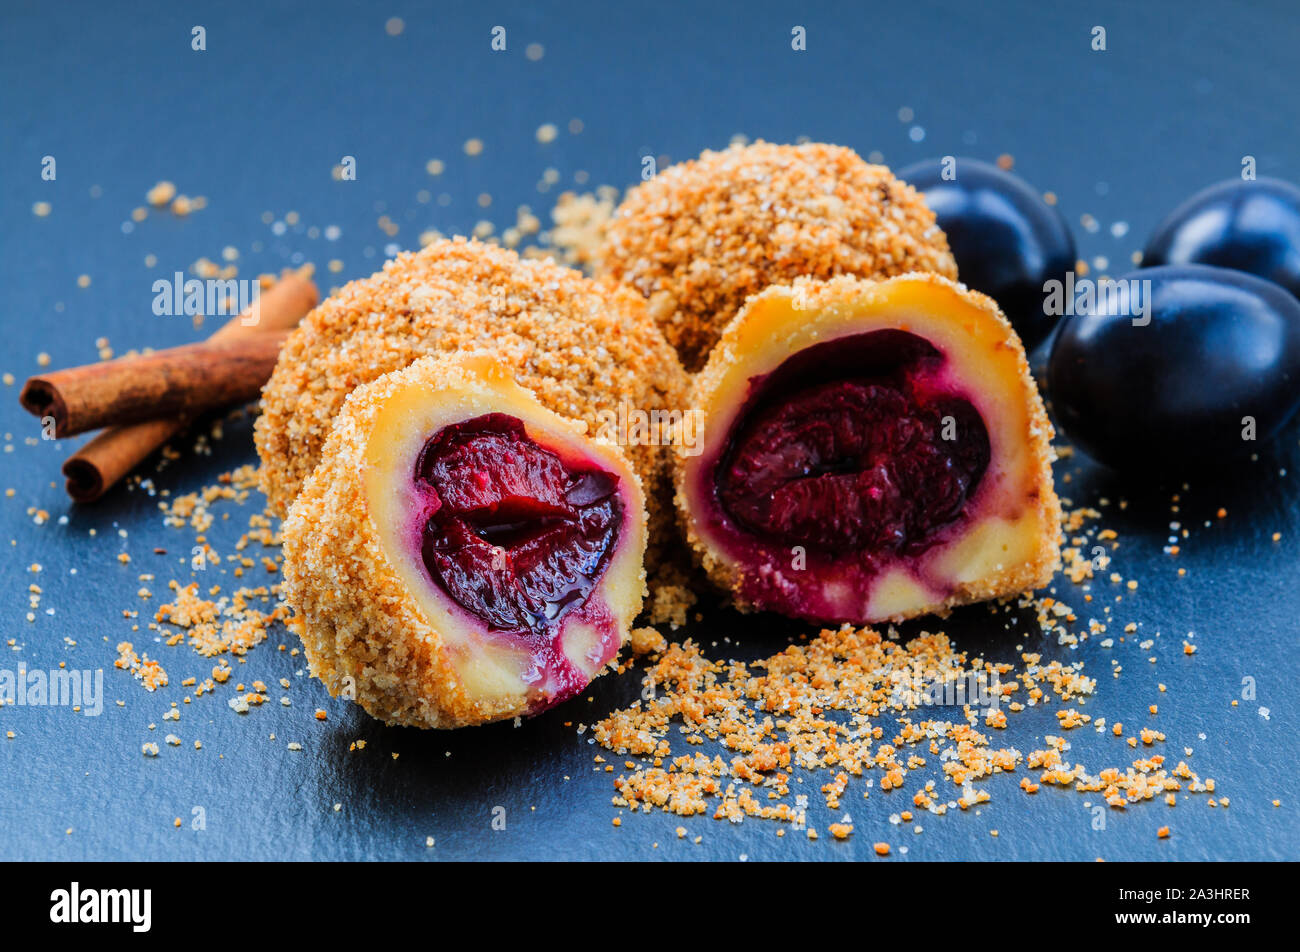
<box><xmin>676</xmin><ymin>273</ymin><xmax>1062</xmax><ymax>624</ymax></box>
<box><xmin>255</xmin><ymin>237</ymin><xmax>688</xmax><ymax>540</ymax></box>
<box><xmin>597</xmin><ymin>141</ymin><xmax>957</xmax><ymax>371</ymax></box>
<box><xmin>282</xmin><ymin>354</ymin><xmax>647</xmax><ymax>728</ymax></box>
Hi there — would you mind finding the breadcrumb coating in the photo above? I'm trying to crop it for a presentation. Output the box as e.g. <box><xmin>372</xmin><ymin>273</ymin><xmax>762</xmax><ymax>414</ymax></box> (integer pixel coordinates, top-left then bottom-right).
<box><xmin>597</xmin><ymin>141</ymin><xmax>958</xmax><ymax>370</ymax></box>
<box><xmin>281</xmin><ymin>354</ymin><xmax>648</xmax><ymax>728</ymax></box>
<box><xmin>256</xmin><ymin>238</ymin><xmax>688</xmax><ymax>523</ymax></box>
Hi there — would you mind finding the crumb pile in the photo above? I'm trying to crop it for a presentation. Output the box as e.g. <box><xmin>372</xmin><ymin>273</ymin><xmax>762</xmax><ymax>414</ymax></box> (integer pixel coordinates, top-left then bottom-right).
<box><xmin>597</xmin><ymin>141</ymin><xmax>958</xmax><ymax>369</ymax></box>
<box><xmin>544</xmin><ymin>187</ymin><xmax>620</xmax><ymax>268</ymax></box>
<box><xmin>108</xmin><ymin>458</ymin><xmax>298</xmax><ymax>725</ymax></box>
<box><xmin>595</xmin><ymin>625</ymin><xmax>1218</xmax><ymax>844</ymax></box>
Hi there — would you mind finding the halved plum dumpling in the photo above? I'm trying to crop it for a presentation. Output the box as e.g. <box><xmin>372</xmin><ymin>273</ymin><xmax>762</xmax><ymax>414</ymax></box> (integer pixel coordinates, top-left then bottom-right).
<box><xmin>677</xmin><ymin>273</ymin><xmax>1062</xmax><ymax>624</ymax></box>
<box><xmin>282</xmin><ymin>353</ymin><xmax>647</xmax><ymax>728</ymax></box>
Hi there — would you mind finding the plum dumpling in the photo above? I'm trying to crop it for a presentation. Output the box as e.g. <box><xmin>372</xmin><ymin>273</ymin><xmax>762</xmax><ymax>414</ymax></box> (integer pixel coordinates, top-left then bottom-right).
<box><xmin>675</xmin><ymin>273</ymin><xmax>1062</xmax><ymax>624</ymax></box>
<box><xmin>282</xmin><ymin>354</ymin><xmax>648</xmax><ymax>728</ymax></box>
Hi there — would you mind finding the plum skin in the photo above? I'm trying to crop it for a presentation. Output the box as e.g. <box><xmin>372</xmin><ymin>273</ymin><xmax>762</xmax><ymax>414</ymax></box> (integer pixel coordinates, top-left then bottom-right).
<box><xmin>1046</xmin><ymin>265</ymin><xmax>1300</xmax><ymax>470</ymax></box>
<box><xmin>1143</xmin><ymin>177</ymin><xmax>1300</xmax><ymax>300</ymax></box>
<box><xmin>898</xmin><ymin>157</ymin><xmax>1076</xmax><ymax>351</ymax></box>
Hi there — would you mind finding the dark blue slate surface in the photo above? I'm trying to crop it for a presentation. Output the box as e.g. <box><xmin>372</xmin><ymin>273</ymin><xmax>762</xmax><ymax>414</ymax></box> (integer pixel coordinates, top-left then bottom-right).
<box><xmin>1</xmin><ymin>0</ymin><xmax>1297</xmax><ymax>861</ymax></box>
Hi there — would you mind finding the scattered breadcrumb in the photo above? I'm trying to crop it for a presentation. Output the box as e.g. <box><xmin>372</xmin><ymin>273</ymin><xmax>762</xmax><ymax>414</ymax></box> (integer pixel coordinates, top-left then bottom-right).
<box><xmin>147</xmin><ymin>181</ymin><xmax>176</xmax><ymax>206</ymax></box>
<box><xmin>628</xmin><ymin>626</ymin><xmax>667</xmax><ymax>656</ymax></box>
<box><xmin>597</xmin><ymin>618</ymin><xmax>1216</xmax><ymax>843</ymax></box>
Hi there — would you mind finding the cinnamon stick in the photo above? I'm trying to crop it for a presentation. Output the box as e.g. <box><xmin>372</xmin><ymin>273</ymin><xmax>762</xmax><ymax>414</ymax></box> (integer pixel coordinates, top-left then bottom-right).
<box><xmin>58</xmin><ymin>268</ymin><xmax>318</xmax><ymax>503</ymax></box>
<box><xmin>21</xmin><ymin>333</ymin><xmax>289</xmax><ymax>438</ymax></box>
<box><xmin>63</xmin><ymin>420</ymin><xmax>187</xmax><ymax>504</ymax></box>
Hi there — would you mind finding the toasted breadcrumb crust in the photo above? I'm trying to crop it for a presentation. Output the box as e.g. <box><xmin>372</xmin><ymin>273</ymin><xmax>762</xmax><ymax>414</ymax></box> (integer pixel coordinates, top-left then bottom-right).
<box><xmin>256</xmin><ymin>238</ymin><xmax>688</xmax><ymax>526</ymax></box>
<box><xmin>677</xmin><ymin>272</ymin><xmax>1062</xmax><ymax>622</ymax></box>
<box><xmin>597</xmin><ymin>141</ymin><xmax>958</xmax><ymax>370</ymax></box>
<box><xmin>281</xmin><ymin>354</ymin><xmax>647</xmax><ymax>729</ymax></box>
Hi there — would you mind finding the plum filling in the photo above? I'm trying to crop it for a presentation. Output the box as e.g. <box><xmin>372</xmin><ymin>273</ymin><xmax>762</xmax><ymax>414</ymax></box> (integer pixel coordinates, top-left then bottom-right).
<box><xmin>415</xmin><ymin>413</ymin><xmax>621</xmax><ymax>636</ymax></box>
<box><xmin>716</xmin><ymin>331</ymin><xmax>991</xmax><ymax>561</ymax></box>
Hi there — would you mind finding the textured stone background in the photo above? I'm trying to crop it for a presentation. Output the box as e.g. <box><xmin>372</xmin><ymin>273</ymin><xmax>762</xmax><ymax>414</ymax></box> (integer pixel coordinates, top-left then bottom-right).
<box><xmin>1</xmin><ymin>0</ymin><xmax>1296</xmax><ymax>860</ymax></box>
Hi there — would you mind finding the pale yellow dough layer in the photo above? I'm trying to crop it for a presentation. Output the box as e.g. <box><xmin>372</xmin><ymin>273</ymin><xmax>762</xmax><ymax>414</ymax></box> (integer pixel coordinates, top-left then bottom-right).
<box><xmin>282</xmin><ymin>353</ymin><xmax>648</xmax><ymax>729</ymax></box>
<box><xmin>676</xmin><ymin>272</ymin><xmax>1062</xmax><ymax>624</ymax></box>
